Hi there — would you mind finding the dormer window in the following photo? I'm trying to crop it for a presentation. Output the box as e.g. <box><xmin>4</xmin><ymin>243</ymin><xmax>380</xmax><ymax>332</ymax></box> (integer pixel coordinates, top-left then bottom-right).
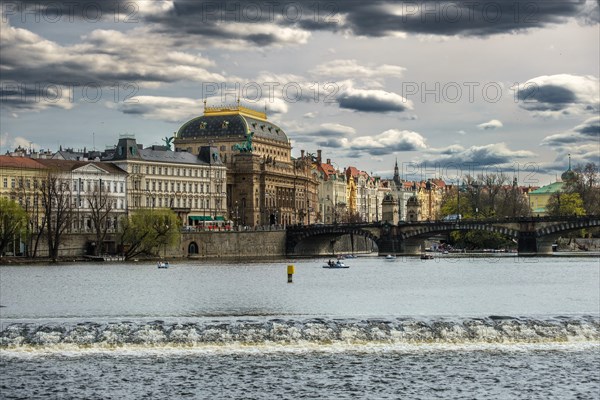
<box><xmin>222</xmin><ymin>121</ymin><xmax>229</xmax><ymax>129</ymax></box>
<box><xmin>199</xmin><ymin>122</ymin><xmax>207</xmax><ymax>130</ymax></box>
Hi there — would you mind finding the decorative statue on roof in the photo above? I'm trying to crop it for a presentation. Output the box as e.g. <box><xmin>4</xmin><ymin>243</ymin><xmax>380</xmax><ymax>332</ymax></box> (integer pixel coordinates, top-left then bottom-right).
<box><xmin>233</xmin><ymin>131</ymin><xmax>254</xmax><ymax>153</ymax></box>
<box><xmin>163</xmin><ymin>136</ymin><xmax>175</xmax><ymax>150</ymax></box>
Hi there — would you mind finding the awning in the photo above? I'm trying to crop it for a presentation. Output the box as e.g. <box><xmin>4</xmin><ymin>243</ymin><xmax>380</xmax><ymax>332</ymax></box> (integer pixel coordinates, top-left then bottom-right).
<box><xmin>189</xmin><ymin>216</ymin><xmax>213</xmax><ymax>221</ymax></box>
<box><xmin>215</xmin><ymin>216</ymin><xmax>225</xmax><ymax>221</ymax></box>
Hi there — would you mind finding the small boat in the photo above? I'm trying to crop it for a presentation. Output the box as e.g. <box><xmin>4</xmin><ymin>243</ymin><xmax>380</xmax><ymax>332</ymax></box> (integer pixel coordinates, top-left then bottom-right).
<box><xmin>157</xmin><ymin>261</ymin><xmax>170</xmax><ymax>268</ymax></box>
<box><xmin>385</xmin><ymin>254</ymin><xmax>396</xmax><ymax>261</ymax></box>
<box><xmin>420</xmin><ymin>254</ymin><xmax>434</xmax><ymax>260</ymax></box>
<box><xmin>323</xmin><ymin>260</ymin><xmax>349</xmax><ymax>269</ymax></box>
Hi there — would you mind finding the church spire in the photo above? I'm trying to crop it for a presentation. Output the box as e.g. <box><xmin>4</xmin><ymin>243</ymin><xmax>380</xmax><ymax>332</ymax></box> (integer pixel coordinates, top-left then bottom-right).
<box><xmin>393</xmin><ymin>158</ymin><xmax>401</xmax><ymax>186</ymax></box>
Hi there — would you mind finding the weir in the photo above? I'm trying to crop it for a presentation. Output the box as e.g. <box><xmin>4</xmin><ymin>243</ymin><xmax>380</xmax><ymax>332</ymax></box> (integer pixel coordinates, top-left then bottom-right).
<box><xmin>2</xmin><ymin>317</ymin><xmax>598</xmax><ymax>350</ymax></box>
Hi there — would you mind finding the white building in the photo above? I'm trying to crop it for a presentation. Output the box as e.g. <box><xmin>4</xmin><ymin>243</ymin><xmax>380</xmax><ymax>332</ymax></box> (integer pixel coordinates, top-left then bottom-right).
<box><xmin>105</xmin><ymin>135</ymin><xmax>228</xmax><ymax>227</ymax></box>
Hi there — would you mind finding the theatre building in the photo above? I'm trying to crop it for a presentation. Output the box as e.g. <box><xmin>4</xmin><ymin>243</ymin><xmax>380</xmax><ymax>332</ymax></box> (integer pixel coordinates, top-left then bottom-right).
<box><xmin>174</xmin><ymin>104</ymin><xmax>319</xmax><ymax>227</ymax></box>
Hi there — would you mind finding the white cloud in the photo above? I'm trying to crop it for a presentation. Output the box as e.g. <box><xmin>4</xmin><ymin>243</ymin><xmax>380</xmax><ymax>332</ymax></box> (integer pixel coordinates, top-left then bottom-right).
<box><xmin>477</xmin><ymin>119</ymin><xmax>503</xmax><ymax>130</ymax></box>
<box><xmin>516</xmin><ymin>74</ymin><xmax>599</xmax><ymax>117</ymax></box>
<box><xmin>310</xmin><ymin>59</ymin><xmax>405</xmax><ymax>80</ymax></box>
<box><xmin>115</xmin><ymin>96</ymin><xmax>201</xmax><ymax>122</ymax></box>
<box><xmin>343</xmin><ymin>129</ymin><xmax>426</xmax><ymax>155</ymax></box>
<box><xmin>337</xmin><ymin>87</ymin><xmax>414</xmax><ymax>113</ymax></box>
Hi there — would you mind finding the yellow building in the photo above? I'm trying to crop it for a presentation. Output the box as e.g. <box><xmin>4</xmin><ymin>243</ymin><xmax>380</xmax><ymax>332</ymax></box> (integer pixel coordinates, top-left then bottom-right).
<box><xmin>528</xmin><ymin>182</ymin><xmax>564</xmax><ymax>216</ymax></box>
<box><xmin>0</xmin><ymin>155</ymin><xmax>48</xmax><ymax>219</ymax></box>
<box><xmin>528</xmin><ymin>159</ymin><xmax>575</xmax><ymax>216</ymax></box>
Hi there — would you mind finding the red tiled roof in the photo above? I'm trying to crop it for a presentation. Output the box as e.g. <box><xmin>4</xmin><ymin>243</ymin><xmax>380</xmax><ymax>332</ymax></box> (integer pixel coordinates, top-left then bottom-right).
<box><xmin>318</xmin><ymin>163</ymin><xmax>337</xmax><ymax>178</ymax></box>
<box><xmin>345</xmin><ymin>166</ymin><xmax>360</xmax><ymax>178</ymax></box>
<box><xmin>0</xmin><ymin>155</ymin><xmax>47</xmax><ymax>169</ymax></box>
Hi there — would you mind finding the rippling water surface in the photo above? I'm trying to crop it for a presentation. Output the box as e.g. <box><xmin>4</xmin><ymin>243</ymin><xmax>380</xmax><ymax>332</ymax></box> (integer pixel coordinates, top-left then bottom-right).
<box><xmin>1</xmin><ymin>255</ymin><xmax>599</xmax><ymax>399</ymax></box>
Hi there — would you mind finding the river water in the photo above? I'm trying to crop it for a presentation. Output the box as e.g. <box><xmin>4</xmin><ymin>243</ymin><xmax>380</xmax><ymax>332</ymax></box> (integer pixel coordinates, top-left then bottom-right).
<box><xmin>1</xmin><ymin>255</ymin><xmax>599</xmax><ymax>399</ymax></box>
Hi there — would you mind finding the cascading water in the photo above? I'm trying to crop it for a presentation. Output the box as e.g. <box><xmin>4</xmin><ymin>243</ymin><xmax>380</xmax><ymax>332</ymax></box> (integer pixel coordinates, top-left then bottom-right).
<box><xmin>2</xmin><ymin>316</ymin><xmax>598</xmax><ymax>351</ymax></box>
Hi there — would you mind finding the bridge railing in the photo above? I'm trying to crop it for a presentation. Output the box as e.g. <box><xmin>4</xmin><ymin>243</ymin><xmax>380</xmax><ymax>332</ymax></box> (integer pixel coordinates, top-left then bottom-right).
<box><xmin>286</xmin><ymin>215</ymin><xmax>599</xmax><ymax>231</ymax></box>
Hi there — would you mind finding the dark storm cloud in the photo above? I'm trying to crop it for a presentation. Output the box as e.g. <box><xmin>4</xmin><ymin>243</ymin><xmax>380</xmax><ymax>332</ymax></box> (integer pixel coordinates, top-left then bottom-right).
<box><xmin>0</xmin><ymin>0</ymin><xmax>129</xmax><ymax>20</ymax></box>
<box><xmin>316</xmin><ymin>138</ymin><xmax>347</xmax><ymax>148</ymax></box>
<box><xmin>516</xmin><ymin>74</ymin><xmax>599</xmax><ymax>116</ymax></box>
<box><xmin>336</xmin><ymin>89</ymin><xmax>412</xmax><ymax>113</ymax></box>
<box><xmin>2</xmin><ymin>1</ymin><xmax>593</xmax><ymax>45</ymax></box>
<box><xmin>541</xmin><ymin>116</ymin><xmax>600</xmax><ymax>146</ymax></box>
<box><xmin>517</xmin><ymin>84</ymin><xmax>577</xmax><ymax>104</ymax></box>
<box><xmin>145</xmin><ymin>0</ymin><xmax>592</xmax><ymax>41</ymax></box>
<box><xmin>0</xmin><ymin>82</ymin><xmax>74</xmax><ymax>111</ymax></box>
<box><xmin>420</xmin><ymin>143</ymin><xmax>535</xmax><ymax>167</ymax></box>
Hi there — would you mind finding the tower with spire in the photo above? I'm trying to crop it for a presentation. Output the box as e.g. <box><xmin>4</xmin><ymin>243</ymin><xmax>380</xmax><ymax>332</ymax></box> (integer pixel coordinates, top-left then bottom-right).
<box><xmin>393</xmin><ymin>158</ymin><xmax>401</xmax><ymax>187</ymax></box>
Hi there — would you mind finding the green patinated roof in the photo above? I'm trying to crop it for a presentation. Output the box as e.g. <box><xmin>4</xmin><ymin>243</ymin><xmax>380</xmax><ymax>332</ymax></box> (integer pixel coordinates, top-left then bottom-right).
<box><xmin>530</xmin><ymin>181</ymin><xmax>564</xmax><ymax>195</ymax></box>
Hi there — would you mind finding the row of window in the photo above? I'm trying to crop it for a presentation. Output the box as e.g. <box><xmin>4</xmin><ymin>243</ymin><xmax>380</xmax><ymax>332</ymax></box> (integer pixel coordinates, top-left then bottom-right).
<box><xmin>136</xmin><ymin>164</ymin><xmax>224</xmax><ymax>179</ymax></box>
<box><xmin>72</xmin><ymin>197</ymin><xmax>126</xmax><ymax>210</ymax></box>
<box><xmin>3</xmin><ymin>177</ymin><xmax>37</xmax><ymax>190</ymax></box>
<box><xmin>146</xmin><ymin>197</ymin><xmax>223</xmax><ymax>210</ymax></box>
<box><xmin>144</xmin><ymin>180</ymin><xmax>224</xmax><ymax>194</ymax></box>
<box><xmin>72</xmin><ymin>180</ymin><xmax>125</xmax><ymax>194</ymax></box>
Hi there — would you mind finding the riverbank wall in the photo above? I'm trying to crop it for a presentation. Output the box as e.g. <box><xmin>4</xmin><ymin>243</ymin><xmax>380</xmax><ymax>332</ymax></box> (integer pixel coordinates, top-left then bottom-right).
<box><xmin>2</xmin><ymin>231</ymin><xmax>374</xmax><ymax>262</ymax></box>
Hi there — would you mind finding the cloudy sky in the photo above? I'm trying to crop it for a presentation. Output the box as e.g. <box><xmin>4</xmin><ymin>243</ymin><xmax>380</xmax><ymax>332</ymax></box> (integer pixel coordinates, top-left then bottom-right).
<box><xmin>1</xmin><ymin>0</ymin><xmax>599</xmax><ymax>185</ymax></box>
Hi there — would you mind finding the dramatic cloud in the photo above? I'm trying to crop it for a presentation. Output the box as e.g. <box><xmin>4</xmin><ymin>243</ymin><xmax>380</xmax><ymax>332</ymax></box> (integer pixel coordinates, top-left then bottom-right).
<box><xmin>114</xmin><ymin>96</ymin><xmax>200</xmax><ymax>122</ymax></box>
<box><xmin>0</xmin><ymin>83</ymin><xmax>75</xmax><ymax>112</ymax></box>
<box><xmin>0</xmin><ymin>19</ymin><xmax>224</xmax><ymax>87</ymax></box>
<box><xmin>144</xmin><ymin>0</ymin><xmax>595</xmax><ymax>41</ymax></box>
<box><xmin>541</xmin><ymin>116</ymin><xmax>600</xmax><ymax>146</ymax></box>
<box><xmin>347</xmin><ymin>129</ymin><xmax>427</xmax><ymax>155</ymax></box>
<box><xmin>332</xmin><ymin>0</ymin><xmax>593</xmax><ymax>38</ymax></box>
<box><xmin>4</xmin><ymin>0</ymin><xmax>594</xmax><ymax>48</ymax></box>
<box><xmin>337</xmin><ymin>88</ymin><xmax>413</xmax><ymax>113</ymax></box>
<box><xmin>516</xmin><ymin>74</ymin><xmax>599</xmax><ymax>117</ymax></box>
<box><xmin>477</xmin><ymin>119</ymin><xmax>503</xmax><ymax>130</ymax></box>
<box><xmin>422</xmin><ymin>143</ymin><xmax>536</xmax><ymax>167</ymax></box>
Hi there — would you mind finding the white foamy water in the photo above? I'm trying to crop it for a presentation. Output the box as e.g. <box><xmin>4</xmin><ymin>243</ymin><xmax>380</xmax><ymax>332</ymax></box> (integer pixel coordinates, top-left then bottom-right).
<box><xmin>1</xmin><ymin>256</ymin><xmax>599</xmax><ymax>398</ymax></box>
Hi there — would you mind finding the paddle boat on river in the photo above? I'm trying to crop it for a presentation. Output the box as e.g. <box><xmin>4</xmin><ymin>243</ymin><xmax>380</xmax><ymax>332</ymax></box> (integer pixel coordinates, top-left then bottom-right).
<box><xmin>323</xmin><ymin>259</ymin><xmax>349</xmax><ymax>269</ymax></box>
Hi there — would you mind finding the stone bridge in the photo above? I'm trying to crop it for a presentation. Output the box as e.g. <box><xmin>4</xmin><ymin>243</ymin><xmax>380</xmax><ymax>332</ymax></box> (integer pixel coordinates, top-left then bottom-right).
<box><xmin>286</xmin><ymin>215</ymin><xmax>600</xmax><ymax>256</ymax></box>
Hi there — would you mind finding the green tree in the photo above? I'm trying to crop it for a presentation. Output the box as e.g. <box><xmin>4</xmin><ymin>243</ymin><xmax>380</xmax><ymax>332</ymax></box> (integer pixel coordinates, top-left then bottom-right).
<box><xmin>439</xmin><ymin>189</ymin><xmax>473</xmax><ymax>219</ymax></box>
<box><xmin>0</xmin><ymin>197</ymin><xmax>28</xmax><ymax>255</ymax></box>
<box><xmin>118</xmin><ymin>208</ymin><xmax>181</xmax><ymax>260</ymax></box>
<box><xmin>546</xmin><ymin>192</ymin><xmax>586</xmax><ymax>216</ymax></box>
<box><xmin>564</xmin><ymin>163</ymin><xmax>599</xmax><ymax>215</ymax></box>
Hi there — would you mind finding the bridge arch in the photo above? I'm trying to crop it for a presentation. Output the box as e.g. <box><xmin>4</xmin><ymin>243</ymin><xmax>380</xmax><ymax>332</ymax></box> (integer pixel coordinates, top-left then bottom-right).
<box><xmin>535</xmin><ymin>218</ymin><xmax>600</xmax><ymax>237</ymax></box>
<box><xmin>399</xmin><ymin>223</ymin><xmax>520</xmax><ymax>240</ymax></box>
<box><xmin>286</xmin><ymin>225</ymin><xmax>381</xmax><ymax>255</ymax></box>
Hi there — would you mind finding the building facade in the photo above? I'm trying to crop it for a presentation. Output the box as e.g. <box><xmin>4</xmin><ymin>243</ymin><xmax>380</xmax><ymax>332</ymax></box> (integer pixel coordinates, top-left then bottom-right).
<box><xmin>105</xmin><ymin>135</ymin><xmax>227</xmax><ymax>226</ymax></box>
<box><xmin>174</xmin><ymin>104</ymin><xmax>319</xmax><ymax>226</ymax></box>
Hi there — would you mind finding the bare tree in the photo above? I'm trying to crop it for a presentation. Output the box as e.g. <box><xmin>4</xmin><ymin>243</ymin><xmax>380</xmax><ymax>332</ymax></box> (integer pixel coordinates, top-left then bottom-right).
<box><xmin>40</xmin><ymin>173</ymin><xmax>73</xmax><ymax>261</ymax></box>
<box><xmin>87</xmin><ymin>184</ymin><xmax>115</xmax><ymax>256</ymax></box>
<box><xmin>478</xmin><ymin>172</ymin><xmax>508</xmax><ymax>215</ymax></box>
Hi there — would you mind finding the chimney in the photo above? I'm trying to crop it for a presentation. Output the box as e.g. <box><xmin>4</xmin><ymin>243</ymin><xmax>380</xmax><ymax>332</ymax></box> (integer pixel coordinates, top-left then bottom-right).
<box><xmin>317</xmin><ymin>149</ymin><xmax>322</xmax><ymax>164</ymax></box>
<box><xmin>301</xmin><ymin>150</ymin><xmax>305</xmax><ymax>158</ymax></box>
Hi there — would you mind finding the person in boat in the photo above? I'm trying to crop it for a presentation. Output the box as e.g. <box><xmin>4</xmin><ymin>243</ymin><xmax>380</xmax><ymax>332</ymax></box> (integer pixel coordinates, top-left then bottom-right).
<box><xmin>328</xmin><ymin>259</ymin><xmax>333</xmax><ymax>267</ymax></box>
